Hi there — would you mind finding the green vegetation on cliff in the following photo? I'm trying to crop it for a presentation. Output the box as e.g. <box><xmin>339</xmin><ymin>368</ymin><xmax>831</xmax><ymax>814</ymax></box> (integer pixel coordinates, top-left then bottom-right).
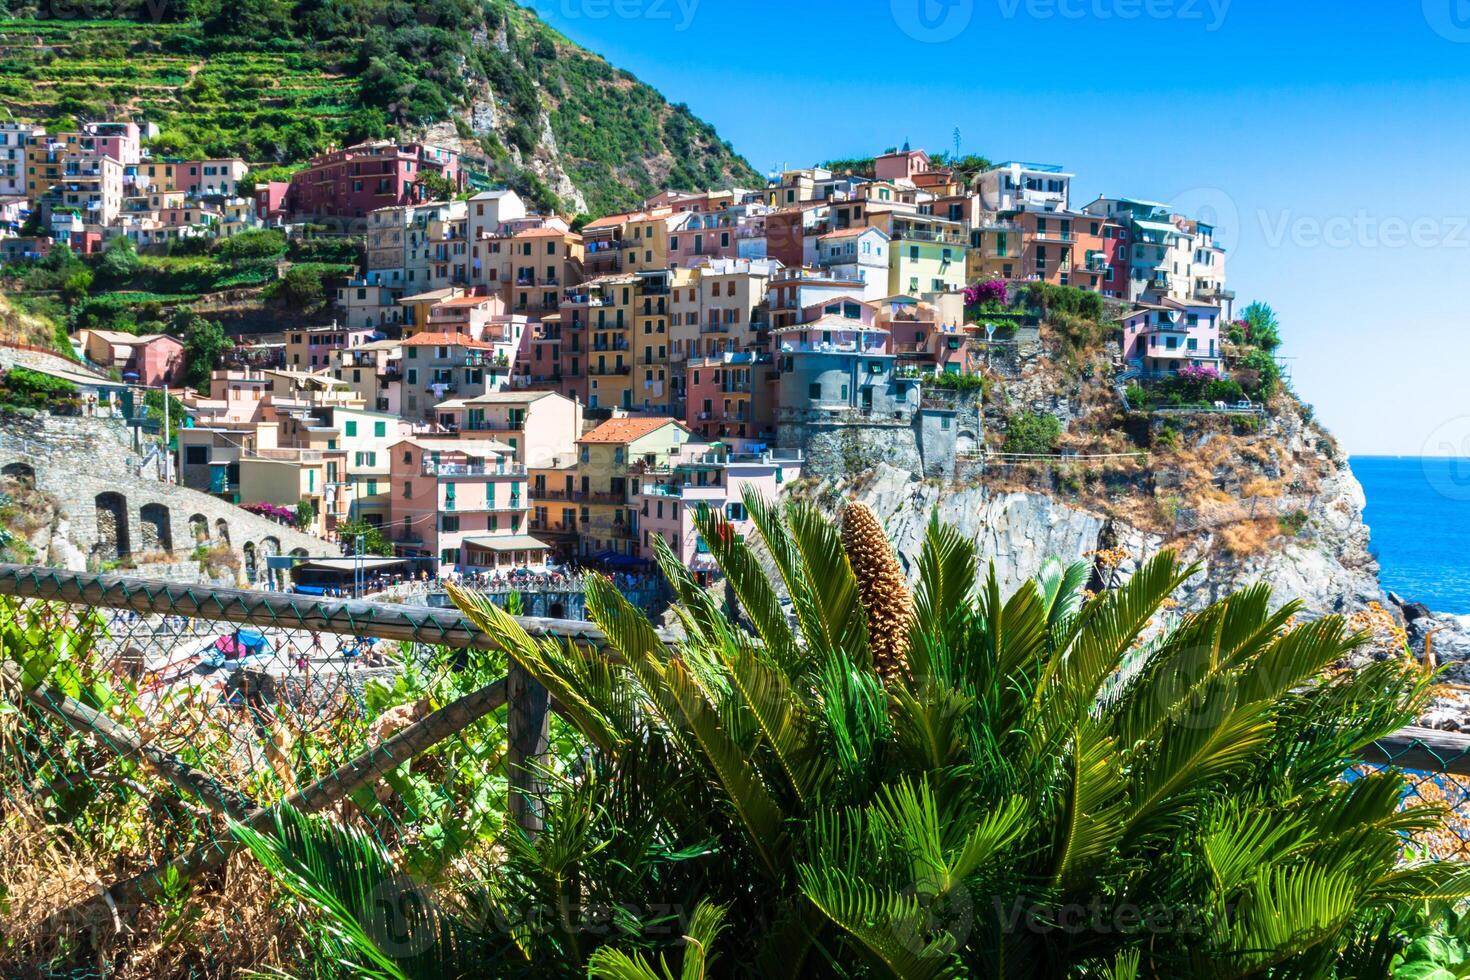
<box><xmin>0</xmin><ymin>0</ymin><xmax>758</xmax><ymax>213</ymax></box>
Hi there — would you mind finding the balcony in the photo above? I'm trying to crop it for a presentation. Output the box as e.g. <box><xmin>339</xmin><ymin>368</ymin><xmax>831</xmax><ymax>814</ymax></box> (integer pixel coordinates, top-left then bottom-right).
<box><xmin>588</xmin><ymin>364</ymin><xmax>631</xmax><ymax>376</ymax></box>
<box><xmin>591</xmin><ymin>340</ymin><xmax>630</xmax><ymax>352</ymax></box>
<box><xmin>464</xmin><ymin>419</ymin><xmax>528</xmax><ymax>432</ymax></box>
<box><xmin>422</xmin><ymin>460</ymin><xmax>528</xmax><ymax>477</ymax></box>
<box><xmin>699</xmin><ymin>322</ymin><xmax>731</xmax><ymax>334</ymax></box>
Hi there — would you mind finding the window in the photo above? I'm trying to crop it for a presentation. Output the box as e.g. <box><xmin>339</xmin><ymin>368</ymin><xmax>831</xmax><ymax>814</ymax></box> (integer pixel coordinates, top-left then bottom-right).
<box><xmin>725</xmin><ymin>502</ymin><xmax>747</xmax><ymax>521</ymax></box>
<box><xmin>345</xmin><ymin>420</ymin><xmax>357</xmax><ymax>437</ymax></box>
<box><xmin>441</xmin><ymin>514</ymin><xmax>459</xmax><ymax>532</ymax></box>
<box><xmin>184</xmin><ymin>446</ymin><xmax>208</xmax><ymax>464</ymax></box>
<box><xmin>374</xmin><ymin>421</ymin><xmax>386</xmax><ymax>438</ymax></box>
<box><xmin>809</xmin><ymin>382</ymin><xmax>822</xmax><ymax>400</ymax></box>
<box><xmin>366</xmin><ymin>479</ymin><xmax>378</xmax><ymax>496</ymax></box>
<box><xmin>403</xmin><ymin>481</ymin><xmax>412</xmax><ymax>498</ymax></box>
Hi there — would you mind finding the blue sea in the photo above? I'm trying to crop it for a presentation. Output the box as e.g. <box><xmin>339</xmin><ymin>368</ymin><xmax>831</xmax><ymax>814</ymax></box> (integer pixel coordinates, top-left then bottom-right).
<box><xmin>1353</xmin><ymin>456</ymin><xmax>1470</xmax><ymax>614</ymax></box>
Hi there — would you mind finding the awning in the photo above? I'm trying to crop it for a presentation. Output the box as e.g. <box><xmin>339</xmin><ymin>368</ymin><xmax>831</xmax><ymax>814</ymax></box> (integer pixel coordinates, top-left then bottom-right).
<box><xmin>594</xmin><ymin>551</ymin><xmax>651</xmax><ymax>569</ymax></box>
<box><xmin>462</xmin><ymin>534</ymin><xmax>550</xmax><ymax>552</ymax></box>
<box><xmin>1133</xmin><ymin>219</ymin><xmax>1178</xmax><ymax>235</ymax></box>
<box><xmin>295</xmin><ymin>557</ymin><xmax>413</xmax><ymax>573</ymax></box>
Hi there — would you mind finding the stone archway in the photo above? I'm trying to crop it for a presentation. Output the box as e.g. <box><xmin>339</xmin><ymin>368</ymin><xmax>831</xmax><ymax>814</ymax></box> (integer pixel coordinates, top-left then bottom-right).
<box><xmin>955</xmin><ymin>430</ymin><xmax>979</xmax><ymax>456</ymax></box>
<box><xmin>94</xmin><ymin>492</ymin><xmax>130</xmax><ymax>560</ymax></box>
<box><xmin>139</xmin><ymin>503</ymin><xmax>173</xmax><ymax>553</ymax></box>
<box><xmin>243</xmin><ymin>541</ymin><xmax>258</xmax><ymax>584</ymax></box>
<box><xmin>214</xmin><ymin>519</ymin><xmax>230</xmax><ymax>545</ymax></box>
<box><xmin>289</xmin><ymin>547</ymin><xmax>308</xmax><ymax>558</ymax></box>
<box><xmin>189</xmin><ymin>513</ymin><xmax>210</xmax><ymax>544</ymax></box>
<box><xmin>1</xmin><ymin>462</ymin><xmax>35</xmax><ymax>488</ymax></box>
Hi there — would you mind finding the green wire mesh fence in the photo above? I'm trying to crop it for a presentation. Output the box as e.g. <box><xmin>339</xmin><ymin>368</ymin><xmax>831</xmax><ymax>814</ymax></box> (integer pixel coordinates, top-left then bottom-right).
<box><xmin>0</xmin><ymin>562</ymin><xmax>1467</xmax><ymax>977</ymax></box>
<box><xmin>0</xmin><ymin>564</ymin><xmax>583</xmax><ymax>978</ymax></box>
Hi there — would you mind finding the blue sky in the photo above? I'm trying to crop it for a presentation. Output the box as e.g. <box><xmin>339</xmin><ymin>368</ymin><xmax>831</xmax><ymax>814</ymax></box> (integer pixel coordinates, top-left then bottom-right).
<box><xmin>528</xmin><ymin>0</ymin><xmax>1470</xmax><ymax>457</ymax></box>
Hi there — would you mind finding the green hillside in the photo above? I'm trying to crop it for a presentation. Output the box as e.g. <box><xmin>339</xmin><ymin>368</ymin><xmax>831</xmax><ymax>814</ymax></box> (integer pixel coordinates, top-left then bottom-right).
<box><xmin>0</xmin><ymin>0</ymin><xmax>760</xmax><ymax>214</ymax></box>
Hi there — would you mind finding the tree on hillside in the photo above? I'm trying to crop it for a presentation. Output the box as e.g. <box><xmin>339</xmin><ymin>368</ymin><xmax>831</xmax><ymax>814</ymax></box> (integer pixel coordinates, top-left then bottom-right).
<box><xmin>175</xmin><ymin>310</ymin><xmax>231</xmax><ymax>391</ymax></box>
<box><xmin>1003</xmin><ymin>410</ymin><xmax>1062</xmax><ymax>455</ymax></box>
<box><xmin>96</xmin><ymin>235</ymin><xmax>140</xmax><ymax>285</ymax></box>
<box><xmin>1242</xmin><ymin>301</ymin><xmax>1283</xmax><ymax>351</ymax></box>
<box><xmin>60</xmin><ymin>268</ymin><xmax>93</xmax><ymax>307</ymax></box>
<box><xmin>267</xmin><ymin>266</ymin><xmax>326</xmax><ymax>312</ymax></box>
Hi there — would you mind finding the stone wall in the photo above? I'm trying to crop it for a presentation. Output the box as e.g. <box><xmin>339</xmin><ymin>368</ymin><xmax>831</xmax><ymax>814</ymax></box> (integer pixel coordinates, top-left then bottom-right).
<box><xmin>779</xmin><ymin>387</ymin><xmax>984</xmax><ymax>482</ymax></box>
<box><xmin>0</xmin><ymin>412</ymin><xmax>332</xmax><ymax>582</ymax></box>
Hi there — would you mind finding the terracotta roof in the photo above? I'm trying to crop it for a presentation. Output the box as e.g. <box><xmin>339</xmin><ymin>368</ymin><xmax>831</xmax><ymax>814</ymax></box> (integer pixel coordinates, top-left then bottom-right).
<box><xmin>578</xmin><ymin>417</ymin><xmax>689</xmax><ymax>445</ymax></box>
<box><xmin>400</xmin><ymin>332</ymin><xmax>498</xmax><ymax>349</ymax></box>
<box><xmin>819</xmin><ymin>226</ymin><xmax>885</xmax><ymax>240</ymax></box>
<box><xmin>514</xmin><ymin>226</ymin><xmax>577</xmax><ymax>238</ymax></box>
<box><xmin>582</xmin><ymin>212</ymin><xmax>638</xmax><ymax>230</ymax></box>
<box><xmin>437</xmin><ymin>294</ymin><xmax>498</xmax><ymax>307</ymax></box>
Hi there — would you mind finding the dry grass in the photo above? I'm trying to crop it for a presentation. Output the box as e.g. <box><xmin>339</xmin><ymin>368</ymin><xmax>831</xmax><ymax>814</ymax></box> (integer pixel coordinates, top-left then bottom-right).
<box><xmin>0</xmin><ymin>800</ymin><xmax>314</xmax><ymax>978</ymax></box>
<box><xmin>1217</xmin><ymin>517</ymin><xmax>1282</xmax><ymax>558</ymax></box>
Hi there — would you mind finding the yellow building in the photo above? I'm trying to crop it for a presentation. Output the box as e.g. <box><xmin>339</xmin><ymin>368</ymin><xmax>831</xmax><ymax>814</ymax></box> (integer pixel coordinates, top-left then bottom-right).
<box><xmin>584</xmin><ymin>273</ymin><xmax>639</xmax><ymax>411</ymax></box>
<box><xmin>573</xmin><ymin>417</ymin><xmax>693</xmax><ymax>560</ymax></box>
<box><xmin>621</xmin><ymin>210</ymin><xmax>676</xmax><ymax>273</ymax></box>
<box><xmin>873</xmin><ymin>213</ymin><xmax>969</xmax><ymax>297</ymax></box>
<box><xmin>632</xmin><ymin>268</ymin><xmax>680</xmax><ymax>416</ymax></box>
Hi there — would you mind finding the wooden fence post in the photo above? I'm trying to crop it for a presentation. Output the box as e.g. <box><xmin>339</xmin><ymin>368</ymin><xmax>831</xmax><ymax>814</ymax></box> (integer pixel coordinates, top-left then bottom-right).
<box><xmin>506</xmin><ymin>660</ymin><xmax>550</xmax><ymax>836</ymax></box>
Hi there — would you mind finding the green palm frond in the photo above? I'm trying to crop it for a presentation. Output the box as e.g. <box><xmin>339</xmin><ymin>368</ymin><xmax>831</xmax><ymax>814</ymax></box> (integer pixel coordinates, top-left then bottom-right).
<box><xmin>786</xmin><ymin>499</ymin><xmax>870</xmax><ymax>661</ymax></box>
<box><xmin>723</xmin><ymin>632</ymin><xmax>830</xmax><ymax>804</ymax></box>
<box><xmin>911</xmin><ymin>512</ymin><xmax>978</xmax><ymax>656</ymax></box>
<box><xmin>1050</xmin><ymin>721</ymin><xmax>1127</xmax><ymax>894</ymax></box>
<box><xmin>449</xmin><ymin>583</ymin><xmax>626</xmax><ymax>755</ymax></box>
<box><xmin>687</xmin><ymin>502</ymin><xmax>804</xmax><ymax>673</ymax></box>
<box><xmin>796</xmin><ymin>864</ymin><xmax>963</xmax><ymax>980</ymax></box>
<box><xmin>739</xmin><ymin>487</ymin><xmax>837</xmax><ymax>660</ymax></box>
<box><xmin>1036</xmin><ymin>557</ymin><xmax>1091</xmax><ymax>633</ymax></box>
<box><xmin>232</xmin><ymin>806</ymin><xmax>465</xmax><ymax>980</ymax></box>
<box><xmin>1123</xmin><ymin>673</ymin><xmax>1275</xmax><ymax>836</ymax></box>
<box><xmin>585</xmin><ymin>900</ymin><xmax>728</xmax><ymax>980</ymax></box>
<box><xmin>1024</xmin><ymin>553</ymin><xmax>1196</xmax><ymax>756</ymax></box>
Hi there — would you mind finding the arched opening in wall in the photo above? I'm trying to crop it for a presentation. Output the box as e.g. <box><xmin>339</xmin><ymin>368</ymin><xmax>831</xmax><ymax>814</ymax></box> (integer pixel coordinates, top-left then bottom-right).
<box><xmin>243</xmin><ymin>541</ymin><xmax>258</xmax><ymax>584</ymax></box>
<box><xmin>260</xmin><ymin>537</ymin><xmax>282</xmax><ymax>589</ymax></box>
<box><xmin>955</xmin><ymin>430</ymin><xmax>979</xmax><ymax>457</ymax></box>
<box><xmin>139</xmin><ymin>503</ymin><xmax>173</xmax><ymax>554</ymax></box>
<box><xmin>1</xmin><ymin>462</ymin><xmax>35</xmax><ymax>489</ymax></box>
<box><xmin>214</xmin><ymin>519</ymin><xmax>230</xmax><ymax>545</ymax></box>
<box><xmin>94</xmin><ymin>492</ymin><xmax>130</xmax><ymax>560</ymax></box>
<box><xmin>289</xmin><ymin>548</ymin><xmax>308</xmax><ymax>558</ymax></box>
<box><xmin>189</xmin><ymin>513</ymin><xmax>210</xmax><ymax>544</ymax></box>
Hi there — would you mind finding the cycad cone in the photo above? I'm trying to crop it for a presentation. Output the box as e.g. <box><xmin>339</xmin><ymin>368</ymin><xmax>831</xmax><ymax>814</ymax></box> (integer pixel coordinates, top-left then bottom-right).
<box><xmin>841</xmin><ymin>502</ymin><xmax>912</xmax><ymax>683</ymax></box>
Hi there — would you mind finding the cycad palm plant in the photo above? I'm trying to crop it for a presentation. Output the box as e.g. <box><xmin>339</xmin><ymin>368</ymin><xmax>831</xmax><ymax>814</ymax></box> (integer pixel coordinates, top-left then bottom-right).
<box><xmin>240</xmin><ymin>494</ymin><xmax>1470</xmax><ymax>978</ymax></box>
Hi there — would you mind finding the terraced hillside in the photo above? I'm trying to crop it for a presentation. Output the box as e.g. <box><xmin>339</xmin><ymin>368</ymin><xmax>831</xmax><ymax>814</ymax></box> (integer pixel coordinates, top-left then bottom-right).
<box><xmin>0</xmin><ymin>1</ymin><xmax>759</xmax><ymax>214</ymax></box>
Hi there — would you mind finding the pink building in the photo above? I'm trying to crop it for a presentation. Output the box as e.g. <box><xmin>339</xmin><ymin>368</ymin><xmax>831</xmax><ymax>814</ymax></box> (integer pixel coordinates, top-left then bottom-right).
<box><xmin>1122</xmin><ymin>299</ymin><xmax>1224</xmax><ymax>378</ymax></box>
<box><xmin>192</xmin><ymin>370</ymin><xmax>273</xmax><ymax>423</ymax></box>
<box><xmin>81</xmin><ymin>329</ymin><xmax>185</xmax><ymax>386</ymax></box>
<box><xmin>254</xmin><ymin>181</ymin><xmax>289</xmax><ymax>222</ymax></box>
<box><xmin>282</xmin><ymin>141</ymin><xmax>462</xmax><ymax>219</ymax></box>
<box><xmin>667</xmin><ymin>211</ymin><xmax>738</xmax><ymax>268</ymax></box>
<box><xmin>173</xmin><ymin>158</ymin><xmax>248</xmax><ymax>196</ymax></box>
<box><xmin>388</xmin><ymin>437</ymin><xmax>547</xmax><ymax>573</ymax></box>
<box><xmin>684</xmin><ymin>351</ymin><xmax>777</xmax><ymax>443</ymax></box>
<box><xmin>636</xmin><ymin>448</ymin><xmax>803</xmax><ymax>579</ymax></box>
<box><xmin>874</xmin><ymin>147</ymin><xmax>931</xmax><ymax>183</ymax></box>
<box><xmin>79</xmin><ymin>122</ymin><xmax>141</xmax><ymax>166</ymax></box>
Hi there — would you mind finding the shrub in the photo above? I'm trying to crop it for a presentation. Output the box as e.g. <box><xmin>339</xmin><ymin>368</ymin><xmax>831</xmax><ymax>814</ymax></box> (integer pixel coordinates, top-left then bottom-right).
<box><xmin>237</xmin><ymin>504</ymin><xmax>1470</xmax><ymax>977</ymax></box>
<box><xmin>1002</xmin><ymin>410</ymin><xmax>1061</xmax><ymax>455</ymax></box>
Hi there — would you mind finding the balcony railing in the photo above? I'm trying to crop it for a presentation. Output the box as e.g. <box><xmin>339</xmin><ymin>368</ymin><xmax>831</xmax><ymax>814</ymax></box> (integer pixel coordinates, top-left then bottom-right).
<box><xmin>422</xmin><ymin>460</ymin><xmax>528</xmax><ymax>477</ymax></box>
<box><xmin>588</xmin><ymin>364</ymin><xmax>631</xmax><ymax>376</ymax></box>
